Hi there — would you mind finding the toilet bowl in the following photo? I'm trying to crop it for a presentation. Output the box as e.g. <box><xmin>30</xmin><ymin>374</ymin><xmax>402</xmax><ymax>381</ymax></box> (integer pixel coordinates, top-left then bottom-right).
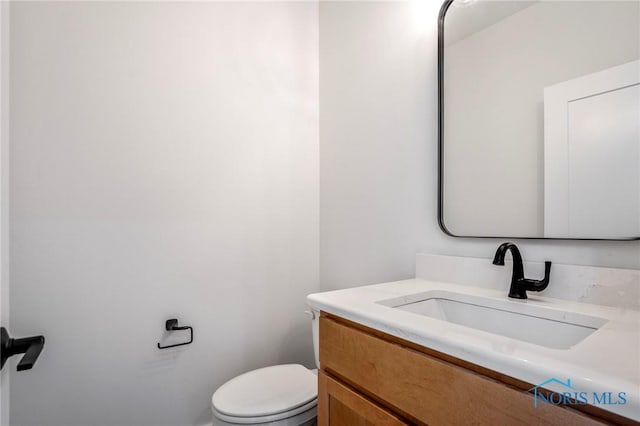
<box><xmin>211</xmin><ymin>310</ymin><xmax>320</xmax><ymax>426</ymax></box>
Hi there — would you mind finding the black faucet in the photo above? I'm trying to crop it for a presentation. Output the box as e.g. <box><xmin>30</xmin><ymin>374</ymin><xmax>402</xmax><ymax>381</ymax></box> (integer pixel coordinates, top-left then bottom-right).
<box><xmin>492</xmin><ymin>243</ymin><xmax>551</xmax><ymax>299</ymax></box>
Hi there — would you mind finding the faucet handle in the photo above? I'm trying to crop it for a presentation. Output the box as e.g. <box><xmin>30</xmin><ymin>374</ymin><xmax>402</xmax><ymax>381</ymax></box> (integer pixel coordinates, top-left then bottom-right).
<box><xmin>543</xmin><ymin>261</ymin><xmax>552</xmax><ymax>281</ymax></box>
<box><xmin>521</xmin><ymin>261</ymin><xmax>552</xmax><ymax>292</ymax></box>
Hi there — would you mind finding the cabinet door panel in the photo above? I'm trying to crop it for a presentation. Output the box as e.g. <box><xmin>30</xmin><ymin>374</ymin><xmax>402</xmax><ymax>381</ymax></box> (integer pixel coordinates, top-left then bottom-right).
<box><xmin>318</xmin><ymin>371</ymin><xmax>407</xmax><ymax>426</ymax></box>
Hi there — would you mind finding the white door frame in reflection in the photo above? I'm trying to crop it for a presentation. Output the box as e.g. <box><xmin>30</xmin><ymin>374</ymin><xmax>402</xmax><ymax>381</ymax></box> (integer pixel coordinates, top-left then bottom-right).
<box><xmin>544</xmin><ymin>60</ymin><xmax>640</xmax><ymax>239</ymax></box>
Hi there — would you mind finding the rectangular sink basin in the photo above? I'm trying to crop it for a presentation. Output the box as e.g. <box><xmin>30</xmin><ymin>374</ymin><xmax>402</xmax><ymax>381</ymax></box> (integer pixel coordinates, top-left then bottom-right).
<box><xmin>378</xmin><ymin>290</ymin><xmax>608</xmax><ymax>349</ymax></box>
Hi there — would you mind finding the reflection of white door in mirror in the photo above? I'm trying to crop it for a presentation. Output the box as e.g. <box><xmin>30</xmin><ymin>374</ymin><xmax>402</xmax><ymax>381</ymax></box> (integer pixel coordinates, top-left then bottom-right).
<box><xmin>544</xmin><ymin>60</ymin><xmax>640</xmax><ymax>239</ymax></box>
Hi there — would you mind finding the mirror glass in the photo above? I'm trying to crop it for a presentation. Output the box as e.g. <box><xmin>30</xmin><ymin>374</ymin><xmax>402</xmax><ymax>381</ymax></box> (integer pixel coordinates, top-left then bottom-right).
<box><xmin>440</xmin><ymin>0</ymin><xmax>640</xmax><ymax>239</ymax></box>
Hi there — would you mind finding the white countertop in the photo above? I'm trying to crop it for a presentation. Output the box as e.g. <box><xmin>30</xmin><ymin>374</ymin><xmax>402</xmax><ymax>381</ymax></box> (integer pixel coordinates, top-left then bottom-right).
<box><xmin>307</xmin><ymin>278</ymin><xmax>640</xmax><ymax>421</ymax></box>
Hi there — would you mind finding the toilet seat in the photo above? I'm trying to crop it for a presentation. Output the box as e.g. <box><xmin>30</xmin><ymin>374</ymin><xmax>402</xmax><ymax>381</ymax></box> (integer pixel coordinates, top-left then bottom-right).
<box><xmin>211</xmin><ymin>398</ymin><xmax>317</xmax><ymax>425</ymax></box>
<box><xmin>211</xmin><ymin>364</ymin><xmax>317</xmax><ymax>425</ymax></box>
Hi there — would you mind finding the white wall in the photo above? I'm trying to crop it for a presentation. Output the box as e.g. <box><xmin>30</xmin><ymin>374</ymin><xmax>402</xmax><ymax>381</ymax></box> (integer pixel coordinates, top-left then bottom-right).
<box><xmin>319</xmin><ymin>1</ymin><xmax>434</xmax><ymax>290</ymax></box>
<box><xmin>319</xmin><ymin>0</ymin><xmax>640</xmax><ymax>293</ymax></box>
<box><xmin>9</xmin><ymin>3</ymin><xmax>318</xmax><ymax>426</ymax></box>
<box><xmin>6</xmin><ymin>2</ymin><xmax>640</xmax><ymax>426</ymax></box>
<box><xmin>443</xmin><ymin>1</ymin><xmax>639</xmax><ymax>237</ymax></box>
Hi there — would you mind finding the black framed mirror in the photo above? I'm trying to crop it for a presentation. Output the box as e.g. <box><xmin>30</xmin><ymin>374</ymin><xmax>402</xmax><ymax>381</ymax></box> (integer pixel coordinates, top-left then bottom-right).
<box><xmin>438</xmin><ymin>0</ymin><xmax>640</xmax><ymax>240</ymax></box>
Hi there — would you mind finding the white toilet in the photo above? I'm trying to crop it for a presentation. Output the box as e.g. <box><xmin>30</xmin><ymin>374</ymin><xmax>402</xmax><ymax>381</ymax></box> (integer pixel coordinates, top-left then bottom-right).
<box><xmin>211</xmin><ymin>310</ymin><xmax>320</xmax><ymax>426</ymax></box>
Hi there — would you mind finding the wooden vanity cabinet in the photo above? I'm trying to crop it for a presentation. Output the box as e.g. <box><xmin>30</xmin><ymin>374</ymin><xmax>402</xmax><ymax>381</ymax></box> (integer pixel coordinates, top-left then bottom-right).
<box><xmin>317</xmin><ymin>312</ymin><xmax>635</xmax><ymax>426</ymax></box>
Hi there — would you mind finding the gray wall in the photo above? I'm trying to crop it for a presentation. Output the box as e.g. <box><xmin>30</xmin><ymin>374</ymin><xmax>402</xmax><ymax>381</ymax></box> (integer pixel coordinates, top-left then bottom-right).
<box><xmin>0</xmin><ymin>2</ymin><xmax>9</xmax><ymax>425</ymax></box>
<box><xmin>319</xmin><ymin>0</ymin><xmax>639</xmax><ymax>292</ymax></box>
<box><xmin>9</xmin><ymin>3</ymin><xmax>318</xmax><ymax>426</ymax></box>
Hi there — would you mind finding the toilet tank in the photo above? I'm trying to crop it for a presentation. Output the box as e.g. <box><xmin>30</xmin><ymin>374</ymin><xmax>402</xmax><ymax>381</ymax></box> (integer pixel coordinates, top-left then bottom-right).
<box><xmin>309</xmin><ymin>309</ymin><xmax>320</xmax><ymax>369</ymax></box>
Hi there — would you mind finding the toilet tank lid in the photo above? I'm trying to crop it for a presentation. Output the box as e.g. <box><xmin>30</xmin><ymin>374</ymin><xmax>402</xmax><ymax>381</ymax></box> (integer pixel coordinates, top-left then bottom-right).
<box><xmin>211</xmin><ymin>364</ymin><xmax>317</xmax><ymax>418</ymax></box>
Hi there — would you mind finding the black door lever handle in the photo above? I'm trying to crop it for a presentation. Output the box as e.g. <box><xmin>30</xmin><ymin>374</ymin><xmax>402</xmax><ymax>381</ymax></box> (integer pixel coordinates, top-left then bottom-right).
<box><xmin>15</xmin><ymin>335</ymin><xmax>45</xmax><ymax>371</ymax></box>
<box><xmin>1</xmin><ymin>327</ymin><xmax>45</xmax><ymax>371</ymax></box>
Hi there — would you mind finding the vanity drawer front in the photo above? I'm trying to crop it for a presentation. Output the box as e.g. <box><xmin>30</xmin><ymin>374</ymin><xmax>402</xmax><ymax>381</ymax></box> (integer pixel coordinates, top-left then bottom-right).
<box><xmin>319</xmin><ymin>315</ymin><xmax>606</xmax><ymax>426</ymax></box>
